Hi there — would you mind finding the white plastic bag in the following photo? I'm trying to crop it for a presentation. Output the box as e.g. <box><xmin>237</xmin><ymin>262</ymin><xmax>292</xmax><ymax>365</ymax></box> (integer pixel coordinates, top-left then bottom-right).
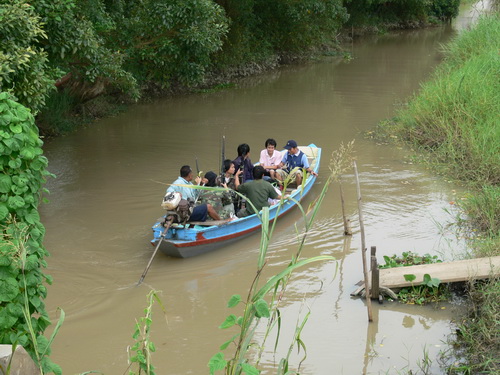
<box><xmin>161</xmin><ymin>192</ymin><xmax>182</xmax><ymax>210</ymax></box>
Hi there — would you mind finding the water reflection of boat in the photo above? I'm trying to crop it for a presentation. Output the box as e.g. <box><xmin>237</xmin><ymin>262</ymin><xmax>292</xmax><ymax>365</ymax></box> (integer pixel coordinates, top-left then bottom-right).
<box><xmin>151</xmin><ymin>144</ymin><xmax>321</xmax><ymax>258</ymax></box>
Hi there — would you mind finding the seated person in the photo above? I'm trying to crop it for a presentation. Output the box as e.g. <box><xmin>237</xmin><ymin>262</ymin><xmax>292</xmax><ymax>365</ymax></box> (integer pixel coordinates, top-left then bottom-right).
<box><xmin>276</xmin><ymin>140</ymin><xmax>318</xmax><ymax>186</ymax></box>
<box><xmin>259</xmin><ymin>138</ymin><xmax>282</xmax><ymax>181</ymax></box>
<box><xmin>235</xmin><ymin>165</ymin><xmax>281</xmax><ymax>217</ymax></box>
<box><xmin>199</xmin><ymin>171</ymin><xmax>235</xmax><ymax>220</ymax></box>
<box><xmin>217</xmin><ymin>159</ymin><xmax>239</xmax><ymax>212</ymax></box>
<box><xmin>217</xmin><ymin>159</ymin><xmax>237</xmax><ymax>190</ymax></box>
<box><xmin>232</xmin><ymin>143</ymin><xmax>253</xmax><ymax>183</ymax></box>
<box><xmin>167</xmin><ymin>165</ymin><xmax>222</xmax><ymax>222</ymax></box>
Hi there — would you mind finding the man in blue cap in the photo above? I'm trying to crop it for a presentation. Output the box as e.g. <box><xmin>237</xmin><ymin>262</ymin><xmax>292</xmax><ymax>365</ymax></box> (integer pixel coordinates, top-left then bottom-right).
<box><xmin>277</xmin><ymin>140</ymin><xmax>318</xmax><ymax>186</ymax></box>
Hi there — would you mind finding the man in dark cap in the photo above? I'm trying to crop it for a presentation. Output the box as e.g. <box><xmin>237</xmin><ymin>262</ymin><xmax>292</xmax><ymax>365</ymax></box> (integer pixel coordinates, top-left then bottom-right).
<box><xmin>277</xmin><ymin>140</ymin><xmax>318</xmax><ymax>186</ymax></box>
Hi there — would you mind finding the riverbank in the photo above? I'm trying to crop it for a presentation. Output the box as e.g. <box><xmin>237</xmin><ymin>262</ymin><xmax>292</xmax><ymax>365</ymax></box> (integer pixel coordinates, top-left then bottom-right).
<box><xmin>378</xmin><ymin>11</ymin><xmax>499</xmax><ymax>374</ymax></box>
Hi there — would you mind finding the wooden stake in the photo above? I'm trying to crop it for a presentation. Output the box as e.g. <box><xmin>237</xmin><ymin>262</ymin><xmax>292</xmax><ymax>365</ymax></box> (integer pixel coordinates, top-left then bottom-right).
<box><xmin>353</xmin><ymin>161</ymin><xmax>373</xmax><ymax>322</ymax></box>
<box><xmin>339</xmin><ymin>178</ymin><xmax>352</xmax><ymax>235</ymax></box>
<box><xmin>371</xmin><ymin>246</ymin><xmax>380</xmax><ymax>301</ymax></box>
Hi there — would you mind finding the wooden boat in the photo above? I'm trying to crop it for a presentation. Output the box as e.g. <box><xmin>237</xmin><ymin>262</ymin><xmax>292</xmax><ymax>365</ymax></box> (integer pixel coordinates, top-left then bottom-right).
<box><xmin>151</xmin><ymin>144</ymin><xmax>321</xmax><ymax>258</ymax></box>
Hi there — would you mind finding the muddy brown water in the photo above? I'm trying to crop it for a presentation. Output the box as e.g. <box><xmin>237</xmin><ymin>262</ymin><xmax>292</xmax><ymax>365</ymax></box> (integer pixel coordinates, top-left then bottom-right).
<box><xmin>40</xmin><ymin>6</ymin><xmax>485</xmax><ymax>375</ymax></box>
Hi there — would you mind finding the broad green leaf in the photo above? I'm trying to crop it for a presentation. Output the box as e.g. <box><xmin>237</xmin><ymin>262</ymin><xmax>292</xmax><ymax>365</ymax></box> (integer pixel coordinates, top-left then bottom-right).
<box><xmin>0</xmin><ymin>130</ymin><xmax>11</xmax><ymax>139</ymax></box>
<box><xmin>219</xmin><ymin>333</ymin><xmax>239</xmax><ymax>350</ymax></box>
<box><xmin>20</xmin><ymin>147</ymin><xmax>35</xmax><ymax>160</ymax></box>
<box><xmin>208</xmin><ymin>352</ymin><xmax>227</xmax><ymax>375</ymax></box>
<box><xmin>7</xmin><ymin>195</ymin><xmax>25</xmax><ymax>209</ymax></box>
<box><xmin>219</xmin><ymin>314</ymin><xmax>237</xmax><ymax>329</ymax></box>
<box><xmin>0</xmin><ymin>255</ymin><xmax>11</xmax><ymax>266</ymax></box>
<box><xmin>0</xmin><ymin>202</ymin><xmax>9</xmax><ymax>220</ymax></box>
<box><xmin>0</xmin><ymin>308</ymin><xmax>18</xmax><ymax>330</ymax></box>
<box><xmin>0</xmin><ymin>112</ymin><xmax>12</xmax><ymax>125</ymax></box>
<box><xmin>227</xmin><ymin>294</ymin><xmax>241</xmax><ymax>308</ymax></box>
<box><xmin>0</xmin><ymin>174</ymin><xmax>12</xmax><ymax>193</ymax></box>
<box><xmin>30</xmin><ymin>157</ymin><xmax>47</xmax><ymax>171</ymax></box>
<box><xmin>6</xmin><ymin>303</ymin><xmax>23</xmax><ymax>317</ymax></box>
<box><xmin>0</xmin><ymin>278</ymin><xmax>19</xmax><ymax>302</ymax></box>
<box><xmin>17</xmin><ymin>108</ymin><xmax>29</xmax><ymax>121</ymax></box>
<box><xmin>24</xmin><ymin>209</ymin><xmax>40</xmax><ymax>225</ymax></box>
<box><xmin>8</xmin><ymin>158</ymin><xmax>22</xmax><ymax>169</ymax></box>
<box><xmin>422</xmin><ymin>274</ymin><xmax>440</xmax><ymax>288</ymax></box>
<box><xmin>254</xmin><ymin>299</ymin><xmax>270</xmax><ymax>318</ymax></box>
<box><xmin>148</xmin><ymin>341</ymin><xmax>156</xmax><ymax>352</ymax></box>
<box><xmin>9</xmin><ymin>123</ymin><xmax>22</xmax><ymax>134</ymax></box>
<box><xmin>404</xmin><ymin>274</ymin><xmax>416</xmax><ymax>282</ymax></box>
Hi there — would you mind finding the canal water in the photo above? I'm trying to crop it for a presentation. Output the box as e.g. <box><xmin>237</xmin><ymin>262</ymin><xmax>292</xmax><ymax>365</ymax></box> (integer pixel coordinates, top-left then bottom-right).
<box><xmin>41</xmin><ymin>4</ymin><xmax>485</xmax><ymax>374</ymax></box>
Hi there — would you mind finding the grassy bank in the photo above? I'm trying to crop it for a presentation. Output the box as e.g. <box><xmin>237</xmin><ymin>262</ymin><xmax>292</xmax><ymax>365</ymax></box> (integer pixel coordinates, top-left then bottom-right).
<box><xmin>379</xmin><ymin>12</ymin><xmax>499</xmax><ymax>374</ymax></box>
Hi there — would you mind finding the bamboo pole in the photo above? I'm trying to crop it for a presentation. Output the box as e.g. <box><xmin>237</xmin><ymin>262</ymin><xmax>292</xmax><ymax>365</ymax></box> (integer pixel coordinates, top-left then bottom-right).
<box><xmin>353</xmin><ymin>161</ymin><xmax>373</xmax><ymax>322</ymax></box>
<box><xmin>339</xmin><ymin>178</ymin><xmax>352</xmax><ymax>235</ymax></box>
<box><xmin>137</xmin><ymin>219</ymin><xmax>172</xmax><ymax>286</ymax></box>
<box><xmin>371</xmin><ymin>246</ymin><xmax>380</xmax><ymax>301</ymax></box>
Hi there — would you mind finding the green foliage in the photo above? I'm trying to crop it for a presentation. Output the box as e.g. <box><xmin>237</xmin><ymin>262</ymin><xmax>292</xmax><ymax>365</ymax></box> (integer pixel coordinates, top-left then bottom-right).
<box><xmin>381</xmin><ymin>15</ymin><xmax>500</xmax><ymax>240</ymax></box>
<box><xmin>344</xmin><ymin>0</ymin><xmax>460</xmax><ymax>26</ymax></box>
<box><xmin>111</xmin><ymin>0</ymin><xmax>228</xmax><ymax>87</ymax></box>
<box><xmin>380</xmin><ymin>252</ymin><xmax>446</xmax><ymax>304</ymax></box>
<box><xmin>31</xmin><ymin>0</ymin><xmax>139</xmax><ymax>99</ymax></box>
<box><xmin>0</xmin><ymin>1</ymin><xmax>60</xmax><ymax>113</ymax></box>
<box><xmin>128</xmin><ymin>290</ymin><xmax>166</xmax><ymax>375</ymax></box>
<box><xmin>213</xmin><ymin>0</ymin><xmax>347</xmax><ymax>68</ymax></box>
<box><xmin>398</xmin><ymin>273</ymin><xmax>446</xmax><ymax>305</ymax></box>
<box><xmin>252</xmin><ymin>0</ymin><xmax>348</xmax><ymax>52</ymax></box>
<box><xmin>429</xmin><ymin>0</ymin><xmax>460</xmax><ymax>21</ymax></box>
<box><xmin>0</xmin><ymin>93</ymin><xmax>59</xmax><ymax>373</ymax></box>
<box><xmin>380</xmin><ymin>251</ymin><xmax>442</xmax><ymax>269</ymax></box>
<box><xmin>376</xmin><ymin>13</ymin><xmax>498</xmax><ymax>373</ymax></box>
<box><xmin>457</xmin><ymin>185</ymin><xmax>500</xmax><ymax>236</ymax></box>
<box><xmin>448</xmin><ymin>279</ymin><xmax>499</xmax><ymax>374</ymax></box>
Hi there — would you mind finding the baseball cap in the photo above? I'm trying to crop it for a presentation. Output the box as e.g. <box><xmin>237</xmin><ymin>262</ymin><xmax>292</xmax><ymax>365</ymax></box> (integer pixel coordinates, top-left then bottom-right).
<box><xmin>284</xmin><ymin>140</ymin><xmax>297</xmax><ymax>150</ymax></box>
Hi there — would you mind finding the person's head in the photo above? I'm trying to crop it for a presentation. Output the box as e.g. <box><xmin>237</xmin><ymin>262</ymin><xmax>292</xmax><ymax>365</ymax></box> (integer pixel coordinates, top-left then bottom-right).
<box><xmin>265</xmin><ymin>138</ymin><xmax>277</xmax><ymax>155</ymax></box>
<box><xmin>253</xmin><ymin>165</ymin><xmax>266</xmax><ymax>180</ymax></box>
<box><xmin>223</xmin><ymin>159</ymin><xmax>235</xmax><ymax>175</ymax></box>
<box><xmin>284</xmin><ymin>140</ymin><xmax>298</xmax><ymax>153</ymax></box>
<box><xmin>180</xmin><ymin>165</ymin><xmax>192</xmax><ymax>178</ymax></box>
<box><xmin>204</xmin><ymin>171</ymin><xmax>218</xmax><ymax>187</ymax></box>
<box><xmin>265</xmin><ymin>138</ymin><xmax>277</xmax><ymax>148</ymax></box>
<box><xmin>237</xmin><ymin>143</ymin><xmax>250</xmax><ymax>158</ymax></box>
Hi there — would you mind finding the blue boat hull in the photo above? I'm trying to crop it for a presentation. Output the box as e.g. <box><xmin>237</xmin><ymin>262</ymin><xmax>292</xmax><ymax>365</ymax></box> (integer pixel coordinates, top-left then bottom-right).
<box><xmin>151</xmin><ymin>144</ymin><xmax>321</xmax><ymax>258</ymax></box>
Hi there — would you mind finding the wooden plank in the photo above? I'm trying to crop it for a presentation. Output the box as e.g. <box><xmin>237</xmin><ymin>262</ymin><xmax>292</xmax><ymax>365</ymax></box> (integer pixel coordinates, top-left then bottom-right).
<box><xmin>379</xmin><ymin>256</ymin><xmax>500</xmax><ymax>288</ymax></box>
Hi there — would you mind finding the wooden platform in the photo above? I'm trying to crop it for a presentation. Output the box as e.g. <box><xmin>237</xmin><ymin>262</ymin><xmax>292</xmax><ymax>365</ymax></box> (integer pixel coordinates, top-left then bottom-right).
<box><xmin>379</xmin><ymin>256</ymin><xmax>500</xmax><ymax>289</ymax></box>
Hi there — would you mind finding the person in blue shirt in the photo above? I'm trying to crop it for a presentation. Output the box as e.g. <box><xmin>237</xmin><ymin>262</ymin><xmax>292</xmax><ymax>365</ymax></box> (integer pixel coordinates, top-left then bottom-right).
<box><xmin>167</xmin><ymin>165</ymin><xmax>222</xmax><ymax>222</ymax></box>
<box><xmin>277</xmin><ymin>140</ymin><xmax>318</xmax><ymax>186</ymax></box>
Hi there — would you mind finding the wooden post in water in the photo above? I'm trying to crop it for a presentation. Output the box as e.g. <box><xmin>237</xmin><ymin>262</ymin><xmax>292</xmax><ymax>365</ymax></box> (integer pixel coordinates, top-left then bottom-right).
<box><xmin>339</xmin><ymin>178</ymin><xmax>352</xmax><ymax>235</ymax></box>
<box><xmin>371</xmin><ymin>246</ymin><xmax>380</xmax><ymax>302</ymax></box>
<box><xmin>353</xmin><ymin>161</ymin><xmax>373</xmax><ymax>322</ymax></box>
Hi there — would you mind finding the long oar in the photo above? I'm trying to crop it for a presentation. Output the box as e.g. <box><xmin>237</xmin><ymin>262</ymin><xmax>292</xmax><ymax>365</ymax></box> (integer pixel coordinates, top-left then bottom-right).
<box><xmin>137</xmin><ymin>219</ymin><xmax>172</xmax><ymax>286</ymax></box>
